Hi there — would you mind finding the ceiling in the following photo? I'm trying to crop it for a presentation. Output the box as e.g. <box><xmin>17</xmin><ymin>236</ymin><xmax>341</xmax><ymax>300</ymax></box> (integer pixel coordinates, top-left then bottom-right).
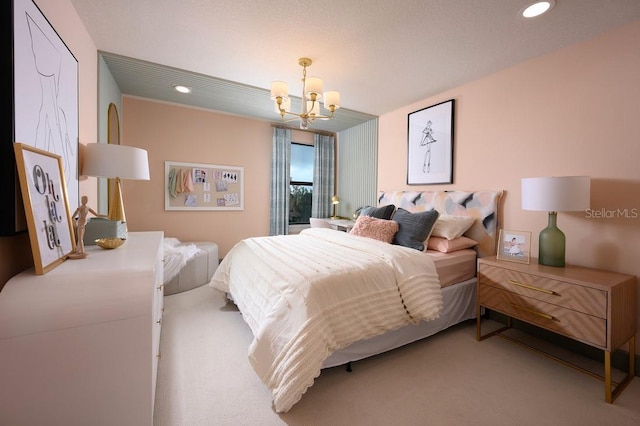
<box><xmin>70</xmin><ymin>0</ymin><xmax>640</xmax><ymax>133</ymax></box>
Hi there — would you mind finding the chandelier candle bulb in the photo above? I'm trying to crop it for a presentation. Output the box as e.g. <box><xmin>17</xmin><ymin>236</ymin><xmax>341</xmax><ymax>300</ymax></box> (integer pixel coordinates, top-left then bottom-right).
<box><xmin>270</xmin><ymin>81</ymin><xmax>289</xmax><ymax>99</ymax></box>
<box><xmin>305</xmin><ymin>77</ymin><xmax>323</xmax><ymax>98</ymax></box>
<box><xmin>323</xmin><ymin>91</ymin><xmax>340</xmax><ymax>109</ymax></box>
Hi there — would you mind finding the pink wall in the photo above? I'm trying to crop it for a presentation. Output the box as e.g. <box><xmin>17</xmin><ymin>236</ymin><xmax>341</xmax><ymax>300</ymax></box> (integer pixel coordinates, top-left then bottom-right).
<box><xmin>121</xmin><ymin>98</ymin><xmax>273</xmax><ymax>257</ymax></box>
<box><xmin>378</xmin><ymin>20</ymin><xmax>640</xmax><ymax>341</ymax></box>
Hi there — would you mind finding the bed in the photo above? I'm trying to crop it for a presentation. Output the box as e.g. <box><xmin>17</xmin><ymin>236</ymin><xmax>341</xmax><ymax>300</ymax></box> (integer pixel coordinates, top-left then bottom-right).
<box><xmin>209</xmin><ymin>190</ymin><xmax>503</xmax><ymax>412</ymax></box>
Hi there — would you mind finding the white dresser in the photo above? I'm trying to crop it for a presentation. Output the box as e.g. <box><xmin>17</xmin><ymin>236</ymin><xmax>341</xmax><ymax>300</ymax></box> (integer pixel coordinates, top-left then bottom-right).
<box><xmin>0</xmin><ymin>231</ymin><xmax>164</xmax><ymax>426</ymax></box>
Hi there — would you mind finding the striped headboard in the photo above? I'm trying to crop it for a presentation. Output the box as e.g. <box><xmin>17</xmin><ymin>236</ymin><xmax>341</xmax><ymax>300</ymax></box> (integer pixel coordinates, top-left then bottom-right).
<box><xmin>378</xmin><ymin>190</ymin><xmax>504</xmax><ymax>257</ymax></box>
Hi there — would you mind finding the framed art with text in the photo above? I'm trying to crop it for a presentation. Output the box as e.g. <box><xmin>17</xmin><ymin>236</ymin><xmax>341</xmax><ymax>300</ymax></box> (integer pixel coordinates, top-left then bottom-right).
<box><xmin>1</xmin><ymin>0</ymin><xmax>79</xmax><ymax>236</ymax></box>
<box><xmin>407</xmin><ymin>99</ymin><xmax>454</xmax><ymax>185</ymax></box>
<box><xmin>13</xmin><ymin>143</ymin><xmax>75</xmax><ymax>274</ymax></box>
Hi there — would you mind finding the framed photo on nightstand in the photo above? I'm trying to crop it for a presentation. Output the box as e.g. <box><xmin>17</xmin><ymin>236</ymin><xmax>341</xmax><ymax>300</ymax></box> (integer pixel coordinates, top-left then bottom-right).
<box><xmin>497</xmin><ymin>229</ymin><xmax>531</xmax><ymax>264</ymax></box>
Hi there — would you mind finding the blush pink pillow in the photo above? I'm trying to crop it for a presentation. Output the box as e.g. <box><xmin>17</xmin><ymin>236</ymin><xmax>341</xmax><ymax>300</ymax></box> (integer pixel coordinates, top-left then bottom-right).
<box><xmin>349</xmin><ymin>215</ymin><xmax>399</xmax><ymax>243</ymax></box>
<box><xmin>426</xmin><ymin>236</ymin><xmax>478</xmax><ymax>253</ymax></box>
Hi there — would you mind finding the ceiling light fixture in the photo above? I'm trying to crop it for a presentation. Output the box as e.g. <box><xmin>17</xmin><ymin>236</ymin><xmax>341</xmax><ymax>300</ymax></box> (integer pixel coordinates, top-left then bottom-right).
<box><xmin>521</xmin><ymin>1</ymin><xmax>555</xmax><ymax>18</ymax></box>
<box><xmin>173</xmin><ymin>85</ymin><xmax>192</xmax><ymax>94</ymax></box>
<box><xmin>270</xmin><ymin>58</ymin><xmax>340</xmax><ymax>130</ymax></box>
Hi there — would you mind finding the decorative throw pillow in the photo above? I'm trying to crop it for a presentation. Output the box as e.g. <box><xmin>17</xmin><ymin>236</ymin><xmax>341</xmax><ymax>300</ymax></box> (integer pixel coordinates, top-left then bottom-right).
<box><xmin>360</xmin><ymin>204</ymin><xmax>395</xmax><ymax>220</ymax></box>
<box><xmin>431</xmin><ymin>215</ymin><xmax>476</xmax><ymax>240</ymax></box>
<box><xmin>349</xmin><ymin>215</ymin><xmax>399</xmax><ymax>243</ymax></box>
<box><xmin>392</xmin><ymin>208</ymin><xmax>439</xmax><ymax>251</ymax></box>
<box><xmin>426</xmin><ymin>236</ymin><xmax>478</xmax><ymax>253</ymax></box>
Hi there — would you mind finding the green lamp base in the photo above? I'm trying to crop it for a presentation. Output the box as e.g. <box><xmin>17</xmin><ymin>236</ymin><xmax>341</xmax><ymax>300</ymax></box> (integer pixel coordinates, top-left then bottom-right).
<box><xmin>538</xmin><ymin>212</ymin><xmax>566</xmax><ymax>267</ymax></box>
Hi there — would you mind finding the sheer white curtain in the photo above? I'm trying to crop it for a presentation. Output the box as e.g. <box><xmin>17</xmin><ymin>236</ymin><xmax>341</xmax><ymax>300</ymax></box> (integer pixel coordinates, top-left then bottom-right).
<box><xmin>269</xmin><ymin>128</ymin><xmax>291</xmax><ymax>235</ymax></box>
<box><xmin>311</xmin><ymin>133</ymin><xmax>335</xmax><ymax>218</ymax></box>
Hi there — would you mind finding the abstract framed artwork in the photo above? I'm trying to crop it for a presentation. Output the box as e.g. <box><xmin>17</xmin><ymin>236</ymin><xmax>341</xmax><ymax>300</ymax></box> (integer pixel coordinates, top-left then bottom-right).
<box><xmin>13</xmin><ymin>143</ymin><xmax>75</xmax><ymax>274</ymax></box>
<box><xmin>1</xmin><ymin>0</ymin><xmax>79</xmax><ymax>236</ymax></box>
<box><xmin>497</xmin><ymin>229</ymin><xmax>531</xmax><ymax>264</ymax></box>
<box><xmin>407</xmin><ymin>99</ymin><xmax>455</xmax><ymax>185</ymax></box>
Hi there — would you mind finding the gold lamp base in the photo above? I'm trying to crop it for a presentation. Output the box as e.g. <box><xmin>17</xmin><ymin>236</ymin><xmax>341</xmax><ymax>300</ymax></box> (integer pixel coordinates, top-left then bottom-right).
<box><xmin>108</xmin><ymin>177</ymin><xmax>127</xmax><ymax>232</ymax></box>
<box><xmin>330</xmin><ymin>195</ymin><xmax>340</xmax><ymax>220</ymax></box>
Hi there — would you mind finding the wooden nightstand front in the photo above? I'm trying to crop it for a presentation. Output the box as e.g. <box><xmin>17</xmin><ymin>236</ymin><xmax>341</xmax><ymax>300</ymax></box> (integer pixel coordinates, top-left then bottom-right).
<box><xmin>476</xmin><ymin>256</ymin><xmax>637</xmax><ymax>403</ymax></box>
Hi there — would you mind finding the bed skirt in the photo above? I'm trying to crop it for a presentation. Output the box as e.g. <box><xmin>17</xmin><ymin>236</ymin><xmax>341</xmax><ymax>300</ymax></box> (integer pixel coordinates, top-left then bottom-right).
<box><xmin>322</xmin><ymin>277</ymin><xmax>477</xmax><ymax>368</ymax></box>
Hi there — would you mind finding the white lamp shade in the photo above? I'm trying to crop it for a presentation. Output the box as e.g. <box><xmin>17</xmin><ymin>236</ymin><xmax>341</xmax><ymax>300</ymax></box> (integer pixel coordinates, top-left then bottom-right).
<box><xmin>521</xmin><ymin>176</ymin><xmax>590</xmax><ymax>212</ymax></box>
<box><xmin>270</xmin><ymin>81</ymin><xmax>289</xmax><ymax>99</ymax></box>
<box><xmin>323</xmin><ymin>90</ymin><xmax>340</xmax><ymax>109</ymax></box>
<box><xmin>82</xmin><ymin>143</ymin><xmax>150</xmax><ymax>180</ymax></box>
<box><xmin>305</xmin><ymin>76</ymin><xmax>323</xmax><ymax>98</ymax></box>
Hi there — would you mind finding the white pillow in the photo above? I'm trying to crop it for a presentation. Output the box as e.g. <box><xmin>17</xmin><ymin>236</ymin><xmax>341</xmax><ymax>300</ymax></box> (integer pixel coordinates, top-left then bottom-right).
<box><xmin>430</xmin><ymin>215</ymin><xmax>476</xmax><ymax>240</ymax></box>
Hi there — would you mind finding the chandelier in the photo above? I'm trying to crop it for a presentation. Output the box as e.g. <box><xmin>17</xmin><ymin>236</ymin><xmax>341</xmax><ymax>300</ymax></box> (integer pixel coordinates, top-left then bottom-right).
<box><xmin>270</xmin><ymin>58</ymin><xmax>341</xmax><ymax>129</ymax></box>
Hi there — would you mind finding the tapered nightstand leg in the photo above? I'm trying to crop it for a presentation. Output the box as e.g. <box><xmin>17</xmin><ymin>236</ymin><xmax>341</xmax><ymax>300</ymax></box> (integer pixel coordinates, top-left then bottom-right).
<box><xmin>605</xmin><ymin>351</ymin><xmax>612</xmax><ymax>403</ymax></box>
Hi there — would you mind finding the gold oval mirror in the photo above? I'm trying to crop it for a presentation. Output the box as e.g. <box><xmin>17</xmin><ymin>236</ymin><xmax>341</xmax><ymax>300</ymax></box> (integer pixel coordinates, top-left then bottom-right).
<box><xmin>107</xmin><ymin>103</ymin><xmax>120</xmax><ymax>145</ymax></box>
<box><xmin>107</xmin><ymin>103</ymin><xmax>120</xmax><ymax>216</ymax></box>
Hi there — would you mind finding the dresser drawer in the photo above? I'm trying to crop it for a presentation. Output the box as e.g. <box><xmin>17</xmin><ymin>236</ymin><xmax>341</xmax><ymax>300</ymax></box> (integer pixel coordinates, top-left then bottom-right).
<box><xmin>479</xmin><ymin>264</ymin><xmax>607</xmax><ymax>319</ymax></box>
<box><xmin>479</xmin><ymin>284</ymin><xmax>607</xmax><ymax>348</ymax></box>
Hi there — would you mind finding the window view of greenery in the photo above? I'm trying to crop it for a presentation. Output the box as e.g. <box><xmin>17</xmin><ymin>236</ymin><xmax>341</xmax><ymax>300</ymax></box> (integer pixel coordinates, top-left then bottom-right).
<box><xmin>290</xmin><ymin>143</ymin><xmax>314</xmax><ymax>224</ymax></box>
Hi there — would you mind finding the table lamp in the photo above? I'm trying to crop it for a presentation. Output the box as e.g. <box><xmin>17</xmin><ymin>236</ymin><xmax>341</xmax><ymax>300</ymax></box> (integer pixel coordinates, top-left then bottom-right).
<box><xmin>331</xmin><ymin>195</ymin><xmax>340</xmax><ymax>219</ymax></box>
<box><xmin>82</xmin><ymin>143</ymin><xmax>150</xmax><ymax>231</ymax></box>
<box><xmin>521</xmin><ymin>176</ymin><xmax>590</xmax><ymax>267</ymax></box>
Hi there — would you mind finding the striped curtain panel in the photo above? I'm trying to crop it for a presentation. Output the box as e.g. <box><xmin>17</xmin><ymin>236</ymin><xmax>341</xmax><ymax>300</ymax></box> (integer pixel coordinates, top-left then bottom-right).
<box><xmin>269</xmin><ymin>128</ymin><xmax>291</xmax><ymax>235</ymax></box>
<box><xmin>311</xmin><ymin>133</ymin><xmax>335</xmax><ymax>218</ymax></box>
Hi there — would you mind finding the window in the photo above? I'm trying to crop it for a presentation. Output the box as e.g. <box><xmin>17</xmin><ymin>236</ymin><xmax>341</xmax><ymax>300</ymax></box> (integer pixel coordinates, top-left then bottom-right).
<box><xmin>289</xmin><ymin>143</ymin><xmax>314</xmax><ymax>224</ymax></box>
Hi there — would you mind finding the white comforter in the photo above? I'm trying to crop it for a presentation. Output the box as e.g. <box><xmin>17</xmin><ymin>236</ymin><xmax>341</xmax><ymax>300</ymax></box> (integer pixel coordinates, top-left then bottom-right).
<box><xmin>209</xmin><ymin>228</ymin><xmax>442</xmax><ymax>413</ymax></box>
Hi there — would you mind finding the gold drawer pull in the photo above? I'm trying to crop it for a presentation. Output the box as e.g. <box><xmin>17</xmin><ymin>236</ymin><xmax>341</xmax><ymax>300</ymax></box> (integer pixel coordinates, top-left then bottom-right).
<box><xmin>510</xmin><ymin>303</ymin><xmax>556</xmax><ymax>321</ymax></box>
<box><xmin>508</xmin><ymin>280</ymin><xmax>559</xmax><ymax>296</ymax></box>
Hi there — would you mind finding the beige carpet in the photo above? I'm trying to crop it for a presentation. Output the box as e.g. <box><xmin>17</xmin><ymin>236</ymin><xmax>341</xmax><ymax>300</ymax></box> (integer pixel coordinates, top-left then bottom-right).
<box><xmin>154</xmin><ymin>284</ymin><xmax>640</xmax><ymax>426</ymax></box>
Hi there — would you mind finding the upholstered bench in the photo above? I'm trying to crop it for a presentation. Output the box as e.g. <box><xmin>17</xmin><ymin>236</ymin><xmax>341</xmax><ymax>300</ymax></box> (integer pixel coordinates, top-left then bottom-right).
<box><xmin>164</xmin><ymin>242</ymin><xmax>219</xmax><ymax>295</ymax></box>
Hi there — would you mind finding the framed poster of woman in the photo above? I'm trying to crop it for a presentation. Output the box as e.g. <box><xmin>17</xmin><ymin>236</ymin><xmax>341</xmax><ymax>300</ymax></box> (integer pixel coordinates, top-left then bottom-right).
<box><xmin>2</xmin><ymin>0</ymin><xmax>79</xmax><ymax>236</ymax></box>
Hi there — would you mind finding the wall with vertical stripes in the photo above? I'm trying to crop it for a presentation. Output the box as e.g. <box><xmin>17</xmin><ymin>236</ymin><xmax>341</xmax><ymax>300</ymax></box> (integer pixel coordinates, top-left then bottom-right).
<box><xmin>336</xmin><ymin>118</ymin><xmax>378</xmax><ymax>219</ymax></box>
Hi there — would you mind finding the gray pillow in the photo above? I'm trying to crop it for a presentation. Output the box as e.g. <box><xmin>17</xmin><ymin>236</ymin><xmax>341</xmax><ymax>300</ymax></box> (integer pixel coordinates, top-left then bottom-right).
<box><xmin>360</xmin><ymin>204</ymin><xmax>395</xmax><ymax>220</ymax></box>
<box><xmin>392</xmin><ymin>208</ymin><xmax>440</xmax><ymax>251</ymax></box>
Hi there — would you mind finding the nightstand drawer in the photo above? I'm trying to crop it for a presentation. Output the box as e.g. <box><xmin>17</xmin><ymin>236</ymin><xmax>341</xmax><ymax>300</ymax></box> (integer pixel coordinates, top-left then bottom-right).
<box><xmin>479</xmin><ymin>284</ymin><xmax>607</xmax><ymax>348</ymax></box>
<box><xmin>479</xmin><ymin>264</ymin><xmax>607</xmax><ymax>318</ymax></box>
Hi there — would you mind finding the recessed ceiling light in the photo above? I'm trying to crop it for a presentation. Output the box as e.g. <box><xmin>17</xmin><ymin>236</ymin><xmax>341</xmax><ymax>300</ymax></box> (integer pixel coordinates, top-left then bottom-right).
<box><xmin>521</xmin><ymin>1</ymin><xmax>555</xmax><ymax>18</ymax></box>
<box><xmin>173</xmin><ymin>85</ymin><xmax>192</xmax><ymax>94</ymax></box>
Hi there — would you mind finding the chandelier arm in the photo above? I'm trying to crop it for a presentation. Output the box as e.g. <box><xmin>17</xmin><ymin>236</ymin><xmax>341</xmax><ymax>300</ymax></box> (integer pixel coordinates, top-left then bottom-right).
<box><xmin>276</xmin><ymin>102</ymin><xmax>335</xmax><ymax>120</ymax></box>
<box><xmin>278</xmin><ymin>108</ymin><xmax>306</xmax><ymax>119</ymax></box>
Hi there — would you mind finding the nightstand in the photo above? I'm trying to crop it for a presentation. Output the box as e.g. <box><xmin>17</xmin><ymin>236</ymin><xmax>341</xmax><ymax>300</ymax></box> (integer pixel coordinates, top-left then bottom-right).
<box><xmin>326</xmin><ymin>218</ymin><xmax>356</xmax><ymax>232</ymax></box>
<box><xmin>476</xmin><ymin>256</ymin><xmax>636</xmax><ymax>403</ymax></box>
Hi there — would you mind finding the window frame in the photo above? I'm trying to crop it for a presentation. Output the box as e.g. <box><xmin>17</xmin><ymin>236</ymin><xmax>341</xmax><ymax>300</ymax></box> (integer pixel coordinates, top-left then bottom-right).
<box><xmin>289</xmin><ymin>142</ymin><xmax>314</xmax><ymax>225</ymax></box>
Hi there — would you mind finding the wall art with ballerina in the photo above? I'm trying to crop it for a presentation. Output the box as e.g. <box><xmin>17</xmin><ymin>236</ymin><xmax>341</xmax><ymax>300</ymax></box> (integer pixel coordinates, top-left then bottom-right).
<box><xmin>407</xmin><ymin>99</ymin><xmax>454</xmax><ymax>185</ymax></box>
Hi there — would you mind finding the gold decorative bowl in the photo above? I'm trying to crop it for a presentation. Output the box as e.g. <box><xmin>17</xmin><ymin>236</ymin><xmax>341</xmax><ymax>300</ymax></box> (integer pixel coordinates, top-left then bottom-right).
<box><xmin>95</xmin><ymin>238</ymin><xmax>126</xmax><ymax>249</ymax></box>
